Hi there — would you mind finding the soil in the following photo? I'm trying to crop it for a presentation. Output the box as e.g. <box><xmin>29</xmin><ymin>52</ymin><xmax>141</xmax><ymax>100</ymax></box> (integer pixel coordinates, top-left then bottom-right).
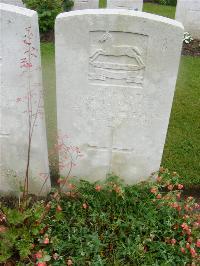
<box><xmin>182</xmin><ymin>39</ymin><xmax>200</xmax><ymax>57</ymax></box>
<box><xmin>40</xmin><ymin>30</ymin><xmax>55</xmax><ymax>43</ymax></box>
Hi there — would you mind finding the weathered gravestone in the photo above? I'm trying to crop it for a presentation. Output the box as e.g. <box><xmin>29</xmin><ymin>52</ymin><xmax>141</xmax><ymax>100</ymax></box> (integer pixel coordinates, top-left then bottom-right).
<box><xmin>0</xmin><ymin>4</ymin><xmax>50</xmax><ymax>194</ymax></box>
<box><xmin>55</xmin><ymin>10</ymin><xmax>183</xmax><ymax>184</ymax></box>
<box><xmin>0</xmin><ymin>0</ymin><xmax>24</xmax><ymax>7</ymax></box>
<box><xmin>107</xmin><ymin>0</ymin><xmax>143</xmax><ymax>11</ymax></box>
<box><xmin>72</xmin><ymin>0</ymin><xmax>99</xmax><ymax>10</ymax></box>
<box><xmin>176</xmin><ymin>0</ymin><xmax>200</xmax><ymax>39</ymax></box>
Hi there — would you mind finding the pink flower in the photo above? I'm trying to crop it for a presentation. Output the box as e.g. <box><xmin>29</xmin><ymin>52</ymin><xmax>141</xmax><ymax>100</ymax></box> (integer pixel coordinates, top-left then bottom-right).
<box><xmin>171</xmin><ymin>202</ymin><xmax>179</xmax><ymax>209</ymax></box>
<box><xmin>156</xmin><ymin>194</ymin><xmax>162</xmax><ymax>199</ymax></box>
<box><xmin>180</xmin><ymin>247</ymin><xmax>185</xmax><ymax>253</ymax></box>
<box><xmin>0</xmin><ymin>226</ymin><xmax>7</xmax><ymax>233</ymax></box>
<box><xmin>177</xmin><ymin>184</ymin><xmax>184</xmax><ymax>190</ymax></box>
<box><xmin>167</xmin><ymin>184</ymin><xmax>174</xmax><ymax>191</ymax></box>
<box><xmin>186</xmin><ymin>242</ymin><xmax>190</xmax><ymax>249</ymax></box>
<box><xmin>156</xmin><ymin>176</ymin><xmax>162</xmax><ymax>182</ymax></box>
<box><xmin>150</xmin><ymin>187</ymin><xmax>157</xmax><ymax>194</ymax></box>
<box><xmin>35</xmin><ymin>251</ymin><xmax>43</xmax><ymax>259</ymax></box>
<box><xmin>171</xmin><ymin>238</ymin><xmax>176</xmax><ymax>245</ymax></box>
<box><xmin>67</xmin><ymin>259</ymin><xmax>73</xmax><ymax>265</ymax></box>
<box><xmin>196</xmin><ymin>239</ymin><xmax>200</xmax><ymax>248</ymax></box>
<box><xmin>95</xmin><ymin>185</ymin><xmax>102</xmax><ymax>192</ymax></box>
<box><xmin>43</xmin><ymin>237</ymin><xmax>49</xmax><ymax>244</ymax></box>
<box><xmin>181</xmin><ymin>223</ymin><xmax>189</xmax><ymax>231</ymax></box>
<box><xmin>37</xmin><ymin>263</ymin><xmax>47</xmax><ymax>266</ymax></box>
<box><xmin>53</xmin><ymin>253</ymin><xmax>59</xmax><ymax>260</ymax></box>
<box><xmin>190</xmin><ymin>248</ymin><xmax>197</xmax><ymax>257</ymax></box>
<box><xmin>56</xmin><ymin>205</ymin><xmax>62</xmax><ymax>212</ymax></box>
<box><xmin>114</xmin><ymin>186</ymin><xmax>121</xmax><ymax>194</ymax></box>
<box><xmin>82</xmin><ymin>203</ymin><xmax>88</xmax><ymax>209</ymax></box>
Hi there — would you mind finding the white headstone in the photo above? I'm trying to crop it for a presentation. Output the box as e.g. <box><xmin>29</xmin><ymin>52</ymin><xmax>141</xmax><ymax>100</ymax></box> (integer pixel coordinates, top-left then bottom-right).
<box><xmin>55</xmin><ymin>10</ymin><xmax>183</xmax><ymax>184</ymax></box>
<box><xmin>0</xmin><ymin>0</ymin><xmax>24</xmax><ymax>7</ymax></box>
<box><xmin>0</xmin><ymin>4</ymin><xmax>50</xmax><ymax>194</ymax></box>
<box><xmin>107</xmin><ymin>0</ymin><xmax>143</xmax><ymax>11</ymax></box>
<box><xmin>176</xmin><ymin>0</ymin><xmax>200</xmax><ymax>39</ymax></box>
<box><xmin>72</xmin><ymin>0</ymin><xmax>99</xmax><ymax>10</ymax></box>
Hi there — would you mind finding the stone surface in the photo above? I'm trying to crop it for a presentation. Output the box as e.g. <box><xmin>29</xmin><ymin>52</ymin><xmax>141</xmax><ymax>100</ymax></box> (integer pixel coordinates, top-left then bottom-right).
<box><xmin>55</xmin><ymin>9</ymin><xmax>183</xmax><ymax>184</ymax></box>
<box><xmin>72</xmin><ymin>0</ymin><xmax>99</xmax><ymax>10</ymax></box>
<box><xmin>0</xmin><ymin>0</ymin><xmax>24</xmax><ymax>7</ymax></box>
<box><xmin>176</xmin><ymin>0</ymin><xmax>200</xmax><ymax>39</ymax></box>
<box><xmin>107</xmin><ymin>0</ymin><xmax>143</xmax><ymax>11</ymax></box>
<box><xmin>0</xmin><ymin>4</ymin><xmax>50</xmax><ymax>194</ymax></box>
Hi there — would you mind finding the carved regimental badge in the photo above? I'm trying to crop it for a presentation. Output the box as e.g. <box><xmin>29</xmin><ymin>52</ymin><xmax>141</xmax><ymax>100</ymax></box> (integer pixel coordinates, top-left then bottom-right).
<box><xmin>89</xmin><ymin>31</ymin><xmax>147</xmax><ymax>88</ymax></box>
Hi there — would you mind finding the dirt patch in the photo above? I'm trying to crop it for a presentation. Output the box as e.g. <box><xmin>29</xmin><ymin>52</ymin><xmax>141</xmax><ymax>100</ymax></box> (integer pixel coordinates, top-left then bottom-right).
<box><xmin>40</xmin><ymin>30</ymin><xmax>55</xmax><ymax>43</ymax></box>
<box><xmin>182</xmin><ymin>39</ymin><xmax>200</xmax><ymax>57</ymax></box>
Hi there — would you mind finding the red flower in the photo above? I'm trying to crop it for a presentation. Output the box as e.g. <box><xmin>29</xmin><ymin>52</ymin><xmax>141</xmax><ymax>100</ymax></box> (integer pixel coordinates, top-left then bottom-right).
<box><xmin>95</xmin><ymin>185</ymin><xmax>102</xmax><ymax>192</ymax></box>
<box><xmin>177</xmin><ymin>184</ymin><xmax>184</xmax><ymax>190</ymax></box>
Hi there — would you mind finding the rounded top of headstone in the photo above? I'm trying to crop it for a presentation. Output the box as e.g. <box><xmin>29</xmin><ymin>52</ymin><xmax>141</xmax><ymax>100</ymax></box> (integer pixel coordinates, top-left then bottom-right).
<box><xmin>0</xmin><ymin>2</ymin><xmax>36</xmax><ymax>17</ymax></box>
<box><xmin>56</xmin><ymin>9</ymin><xmax>184</xmax><ymax>30</ymax></box>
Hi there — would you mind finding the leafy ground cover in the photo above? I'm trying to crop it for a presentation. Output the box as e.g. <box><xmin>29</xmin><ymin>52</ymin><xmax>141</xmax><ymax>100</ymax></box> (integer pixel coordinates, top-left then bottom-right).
<box><xmin>0</xmin><ymin>170</ymin><xmax>199</xmax><ymax>265</ymax></box>
<box><xmin>41</xmin><ymin>3</ymin><xmax>200</xmax><ymax>186</ymax></box>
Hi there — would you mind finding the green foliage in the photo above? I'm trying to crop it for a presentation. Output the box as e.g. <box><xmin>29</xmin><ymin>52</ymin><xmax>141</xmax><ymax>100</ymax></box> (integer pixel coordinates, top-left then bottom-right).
<box><xmin>0</xmin><ymin>202</ymin><xmax>46</xmax><ymax>263</ymax></box>
<box><xmin>63</xmin><ymin>0</ymin><xmax>74</xmax><ymax>11</ymax></box>
<box><xmin>1</xmin><ymin>172</ymin><xmax>199</xmax><ymax>265</ymax></box>
<box><xmin>23</xmin><ymin>0</ymin><xmax>63</xmax><ymax>33</ymax></box>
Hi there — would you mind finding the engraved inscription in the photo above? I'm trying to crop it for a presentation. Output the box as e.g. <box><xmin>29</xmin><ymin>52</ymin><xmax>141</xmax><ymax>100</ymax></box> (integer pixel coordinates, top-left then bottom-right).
<box><xmin>89</xmin><ymin>31</ymin><xmax>147</xmax><ymax>87</ymax></box>
<box><xmin>0</xmin><ymin>131</ymin><xmax>10</xmax><ymax>138</ymax></box>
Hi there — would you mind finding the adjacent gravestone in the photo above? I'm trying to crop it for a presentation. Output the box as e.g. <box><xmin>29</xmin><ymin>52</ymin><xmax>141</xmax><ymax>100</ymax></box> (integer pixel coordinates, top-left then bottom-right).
<box><xmin>107</xmin><ymin>0</ymin><xmax>143</xmax><ymax>11</ymax></box>
<box><xmin>0</xmin><ymin>0</ymin><xmax>24</xmax><ymax>7</ymax></box>
<box><xmin>176</xmin><ymin>0</ymin><xmax>200</xmax><ymax>39</ymax></box>
<box><xmin>55</xmin><ymin>10</ymin><xmax>183</xmax><ymax>184</ymax></box>
<box><xmin>0</xmin><ymin>4</ymin><xmax>50</xmax><ymax>194</ymax></box>
<box><xmin>72</xmin><ymin>0</ymin><xmax>99</xmax><ymax>10</ymax></box>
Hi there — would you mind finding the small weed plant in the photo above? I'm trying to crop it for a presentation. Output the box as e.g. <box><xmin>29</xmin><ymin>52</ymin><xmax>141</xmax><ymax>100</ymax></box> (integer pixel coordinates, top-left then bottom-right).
<box><xmin>0</xmin><ymin>169</ymin><xmax>199</xmax><ymax>265</ymax></box>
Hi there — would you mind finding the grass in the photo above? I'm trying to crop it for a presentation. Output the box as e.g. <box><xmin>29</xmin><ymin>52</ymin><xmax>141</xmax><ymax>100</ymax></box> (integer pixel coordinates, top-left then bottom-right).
<box><xmin>143</xmin><ymin>3</ymin><xmax>176</xmax><ymax>18</ymax></box>
<box><xmin>41</xmin><ymin>3</ymin><xmax>200</xmax><ymax>186</ymax></box>
<box><xmin>99</xmin><ymin>0</ymin><xmax>176</xmax><ymax>19</ymax></box>
<box><xmin>41</xmin><ymin>43</ymin><xmax>57</xmax><ymax>156</ymax></box>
